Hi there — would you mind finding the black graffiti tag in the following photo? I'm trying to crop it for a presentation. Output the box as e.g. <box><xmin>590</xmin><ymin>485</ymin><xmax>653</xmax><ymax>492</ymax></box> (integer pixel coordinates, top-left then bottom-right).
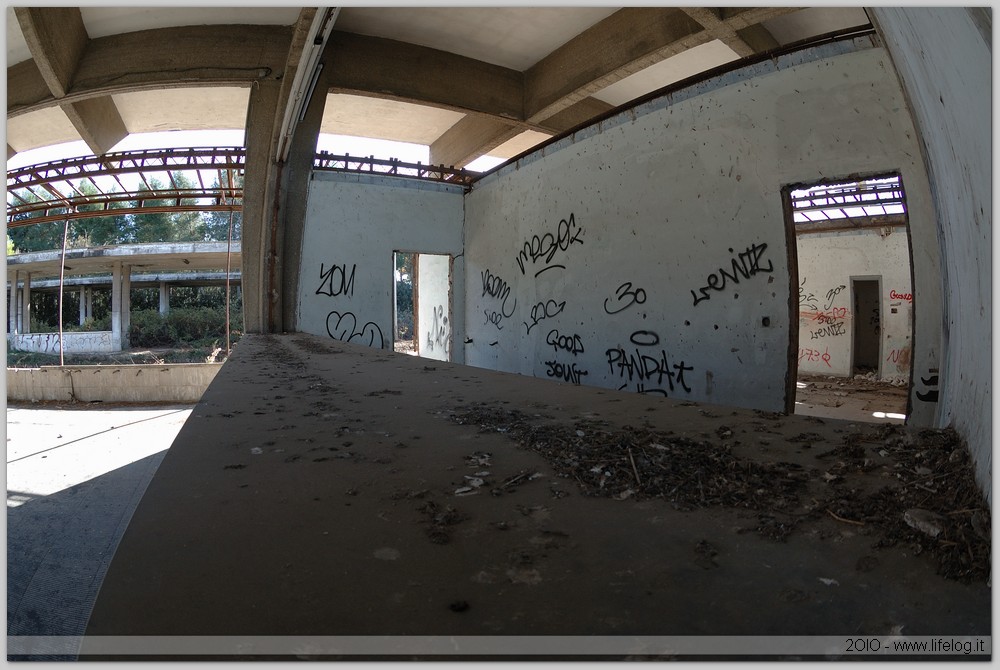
<box><xmin>523</xmin><ymin>299</ymin><xmax>566</xmax><ymax>335</ymax></box>
<box><xmin>606</xmin><ymin>336</ymin><xmax>693</xmax><ymax>396</ymax></box>
<box><xmin>484</xmin><ymin>310</ymin><xmax>504</xmax><ymax>330</ymax></box>
<box><xmin>546</xmin><ymin>329</ymin><xmax>584</xmax><ymax>355</ymax></box>
<box><xmin>481</xmin><ymin>268</ymin><xmax>517</xmax><ymax>318</ymax></box>
<box><xmin>824</xmin><ymin>284</ymin><xmax>846</xmax><ymax>310</ymax></box>
<box><xmin>426</xmin><ymin>305</ymin><xmax>450</xmax><ymax>355</ymax></box>
<box><xmin>326</xmin><ymin>311</ymin><xmax>384</xmax><ymax>349</ymax></box>
<box><xmin>603</xmin><ymin>282</ymin><xmax>647</xmax><ymax>315</ymax></box>
<box><xmin>515</xmin><ymin>213</ymin><xmax>584</xmax><ymax>277</ymax></box>
<box><xmin>691</xmin><ymin>243</ymin><xmax>773</xmax><ymax>306</ymax></box>
<box><xmin>545</xmin><ymin>360</ymin><xmax>589</xmax><ymax>385</ymax></box>
<box><xmin>316</xmin><ymin>263</ymin><xmax>357</xmax><ymax>297</ymax></box>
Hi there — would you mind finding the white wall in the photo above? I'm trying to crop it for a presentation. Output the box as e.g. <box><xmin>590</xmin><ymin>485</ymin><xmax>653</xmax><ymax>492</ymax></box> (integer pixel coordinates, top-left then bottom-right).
<box><xmin>796</xmin><ymin>227</ymin><xmax>912</xmax><ymax>381</ymax></box>
<box><xmin>8</xmin><ymin>331</ymin><xmax>117</xmax><ymax>354</ymax></box>
<box><xmin>870</xmin><ymin>8</ymin><xmax>992</xmax><ymax>500</ymax></box>
<box><xmin>296</xmin><ymin>172</ymin><xmax>465</xmax><ymax>361</ymax></box>
<box><xmin>415</xmin><ymin>253</ymin><xmax>453</xmax><ymax>361</ymax></box>
<box><xmin>464</xmin><ymin>39</ymin><xmax>941</xmax><ymax>414</ymax></box>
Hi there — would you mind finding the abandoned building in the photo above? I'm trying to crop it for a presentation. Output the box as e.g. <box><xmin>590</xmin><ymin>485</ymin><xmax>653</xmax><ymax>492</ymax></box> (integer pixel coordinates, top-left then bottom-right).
<box><xmin>6</xmin><ymin>6</ymin><xmax>991</xmax><ymax>660</ymax></box>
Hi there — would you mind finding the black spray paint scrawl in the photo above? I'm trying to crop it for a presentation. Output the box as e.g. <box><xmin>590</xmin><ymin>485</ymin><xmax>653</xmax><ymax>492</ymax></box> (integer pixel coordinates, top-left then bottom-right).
<box><xmin>691</xmin><ymin>242</ymin><xmax>773</xmax><ymax>306</ymax></box>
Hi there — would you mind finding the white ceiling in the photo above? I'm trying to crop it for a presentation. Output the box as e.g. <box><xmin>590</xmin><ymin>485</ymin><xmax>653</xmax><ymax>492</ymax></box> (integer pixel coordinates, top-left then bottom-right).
<box><xmin>6</xmin><ymin>7</ymin><xmax>874</xmax><ymax>164</ymax></box>
<box><xmin>335</xmin><ymin>7</ymin><xmax>619</xmax><ymax>71</ymax></box>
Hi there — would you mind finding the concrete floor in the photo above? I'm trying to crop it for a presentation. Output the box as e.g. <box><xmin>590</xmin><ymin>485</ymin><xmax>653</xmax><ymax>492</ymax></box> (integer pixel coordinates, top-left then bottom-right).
<box><xmin>69</xmin><ymin>333</ymin><xmax>989</xmax><ymax>659</ymax></box>
<box><xmin>7</xmin><ymin>403</ymin><xmax>191</xmax><ymax>659</ymax></box>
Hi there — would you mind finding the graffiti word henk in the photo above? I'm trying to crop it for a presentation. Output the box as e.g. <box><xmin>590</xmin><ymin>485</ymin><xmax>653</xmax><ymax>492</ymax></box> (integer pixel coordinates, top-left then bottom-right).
<box><xmin>515</xmin><ymin>212</ymin><xmax>584</xmax><ymax>277</ymax></box>
<box><xmin>316</xmin><ymin>263</ymin><xmax>357</xmax><ymax>297</ymax></box>
<box><xmin>810</xmin><ymin>321</ymin><xmax>846</xmax><ymax>339</ymax></box>
<box><xmin>691</xmin><ymin>243</ymin><xmax>773</xmax><ymax>306</ymax></box>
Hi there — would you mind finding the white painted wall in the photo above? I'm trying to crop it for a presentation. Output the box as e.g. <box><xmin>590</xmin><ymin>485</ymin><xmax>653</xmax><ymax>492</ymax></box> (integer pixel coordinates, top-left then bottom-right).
<box><xmin>796</xmin><ymin>227</ymin><xmax>912</xmax><ymax>381</ymax></box>
<box><xmin>415</xmin><ymin>253</ymin><xmax>453</xmax><ymax>361</ymax></box>
<box><xmin>8</xmin><ymin>331</ymin><xmax>117</xmax><ymax>354</ymax></box>
<box><xmin>296</xmin><ymin>172</ymin><xmax>466</xmax><ymax>361</ymax></box>
<box><xmin>464</xmin><ymin>39</ymin><xmax>941</xmax><ymax>413</ymax></box>
<box><xmin>870</xmin><ymin>8</ymin><xmax>992</xmax><ymax>500</ymax></box>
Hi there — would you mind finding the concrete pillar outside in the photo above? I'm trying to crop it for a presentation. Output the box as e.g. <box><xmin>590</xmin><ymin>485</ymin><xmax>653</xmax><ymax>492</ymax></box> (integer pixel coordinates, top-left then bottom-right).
<box><xmin>159</xmin><ymin>282</ymin><xmax>169</xmax><ymax>315</ymax></box>
<box><xmin>21</xmin><ymin>273</ymin><xmax>31</xmax><ymax>334</ymax></box>
<box><xmin>9</xmin><ymin>271</ymin><xmax>18</xmax><ymax>335</ymax></box>
<box><xmin>111</xmin><ymin>262</ymin><xmax>122</xmax><ymax>351</ymax></box>
<box><xmin>121</xmin><ymin>264</ymin><xmax>132</xmax><ymax>347</ymax></box>
<box><xmin>85</xmin><ymin>288</ymin><xmax>93</xmax><ymax>322</ymax></box>
<box><xmin>79</xmin><ymin>286</ymin><xmax>87</xmax><ymax>325</ymax></box>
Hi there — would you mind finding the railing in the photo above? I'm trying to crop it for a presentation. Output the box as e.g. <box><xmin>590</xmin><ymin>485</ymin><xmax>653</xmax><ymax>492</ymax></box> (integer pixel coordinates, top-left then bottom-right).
<box><xmin>790</xmin><ymin>176</ymin><xmax>906</xmax><ymax>223</ymax></box>
<box><xmin>7</xmin><ymin>148</ymin><xmax>477</xmax><ymax>228</ymax></box>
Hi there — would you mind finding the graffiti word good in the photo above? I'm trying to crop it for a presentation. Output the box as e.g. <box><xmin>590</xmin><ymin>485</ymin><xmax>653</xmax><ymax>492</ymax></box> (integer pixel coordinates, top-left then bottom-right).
<box><xmin>326</xmin><ymin>311</ymin><xmax>384</xmax><ymax>349</ymax></box>
<box><xmin>605</xmin><ymin>346</ymin><xmax>693</xmax><ymax>395</ymax></box>
<box><xmin>426</xmin><ymin>305</ymin><xmax>451</xmax><ymax>355</ymax></box>
<box><xmin>481</xmin><ymin>268</ymin><xmax>517</xmax><ymax>318</ymax></box>
<box><xmin>889</xmin><ymin>290</ymin><xmax>913</xmax><ymax>302</ymax></box>
<box><xmin>544</xmin><ymin>360</ymin><xmax>589</xmax><ymax>385</ymax></box>
<box><xmin>798</xmin><ymin>347</ymin><xmax>832</xmax><ymax>368</ymax></box>
<box><xmin>810</xmin><ymin>321</ymin><xmax>846</xmax><ymax>339</ymax></box>
<box><xmin>316</xmin><ymin>263</ymin><xmax>357</xmax><ymax>297</ymax></box>
<box><xmin>546</xmin><ymin>329</ymin><xmax>584</xmax><ymax>355</ymax></box>
<box><xmin>603</xmin><ymin>282</ymin><xmax>647</xmax><ymax>315</ymax></box>
<box><xmin>824</xmin><ymin>284</ymin><xmax>846</xmax><ymax>310</ymax></box>
<box><xmin>523</xmin><ymin>299</ymin><xmax>566</xmax><ymax>335</ymax></box>
<box><xmin>691</xmin><ymin>243</ymin><xmax>773</xmax><ymax>306</ymax></box>
<box><xmin>515</xmin><ymin>212</ymin><xmax>584</xmax><ymax>277</ymax></box>
<box><xmin>484</xmin><ymin>310</ymin><xmax>504</xmax><ymax>330</ymax></box>
<box><xmin>799</xmin><ymin>278</ymin><xmax>819</xmax><ymax>311</ymax></box>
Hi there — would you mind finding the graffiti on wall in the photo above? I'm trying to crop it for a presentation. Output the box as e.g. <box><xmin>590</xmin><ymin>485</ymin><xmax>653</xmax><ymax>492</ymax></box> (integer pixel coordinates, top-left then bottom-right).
<box><xmin>315</xmin><ymin>262</ymin><xmax>357</xmax><ymax>297</ymax></box>
<box><xmin>481</xmin><ymin>268</ymin><xmax>516</xmax><ymax>330</ymax></box>
<box><xmin>515</xmin><ymin>212</ymin><xmax>584</xmax><ymax>277</ymax></box>
<box><xmin>603</xmin><ymin>282</ymin><xmax>647</xmax><ymax>315</ymax></box>
<box><xmin>326</xmin><ymin>311</ymin><xmax>384</xmax><ymax>348</ymax></box>
<box><xmin>915</xmin><ymin>370</ymin><xmax>939</xmax><ymax>402</ymax></box>
<box><xmin>798</xmin><ymin>346</ymin><xmax>832</xmax><ymax>368</ymax></box>
<box><xmin>691</xmin><ymin>242</ymin><xmax>773</xmax><ymax>306</ymax></box>
<box><xmin>889</xmin><ymin>290</ymin><xmax>913</xmax><ymax>302</ymax></box>
<box><xmin>426</xmin><ymin>305</ymin><xmax>451</xmax><ymax>356</ymax></box>
<box><xmin>606</xmin><ymin>331</ymin><xmax>693</xmax><ymax>397</ymax></box>
<box><xmin>523</xmin><ymin>299</ymin><xmax>566</xmax><ymax>335</ymax></box>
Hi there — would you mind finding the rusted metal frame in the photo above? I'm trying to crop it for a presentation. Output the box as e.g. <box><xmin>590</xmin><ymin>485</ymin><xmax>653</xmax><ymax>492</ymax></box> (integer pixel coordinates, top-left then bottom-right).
<box><xmin>793</xmin><ymin>214</ymin><xmax>908</xmax><ymax>235</ymax></box>
<box><xmin>8</xmin><ymin>202</ymin><xmax>242</xmax><ymax>228</ymax></box>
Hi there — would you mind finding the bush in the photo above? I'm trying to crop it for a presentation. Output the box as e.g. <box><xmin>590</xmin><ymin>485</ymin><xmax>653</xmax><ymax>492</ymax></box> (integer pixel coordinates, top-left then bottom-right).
<box><xmin>128</xmin><ymin>306</ymin><xmax>242</xmax><ymax>348</ymax></box>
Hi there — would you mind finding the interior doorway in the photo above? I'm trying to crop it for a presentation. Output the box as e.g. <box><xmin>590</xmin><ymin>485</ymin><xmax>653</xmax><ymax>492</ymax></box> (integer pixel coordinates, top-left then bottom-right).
<box><xmin>851</xmin><ymin>278</ymin><xmax>881</xmax><ymax>374</ymax></box>
<box><xmin>782</xmin><ymin>173</ymin><xmax>913</xmax><ymax>424</ymax></box>
<box><xmin>393</xmin><ymin>251</ymin><xmax>452</xmax><ymax>361</ymax></box>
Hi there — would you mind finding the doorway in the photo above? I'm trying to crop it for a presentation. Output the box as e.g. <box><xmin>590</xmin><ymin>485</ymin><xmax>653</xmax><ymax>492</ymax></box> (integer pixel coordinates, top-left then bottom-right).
<box><xmin>393</xmin><ymin>251</ymin><xmax>452</xmax><ymax>362</ymax></box>
<box><xmin>852</xmin><ymin>278</ymin><xmax>881</xmax><ymax>374</ymax></box>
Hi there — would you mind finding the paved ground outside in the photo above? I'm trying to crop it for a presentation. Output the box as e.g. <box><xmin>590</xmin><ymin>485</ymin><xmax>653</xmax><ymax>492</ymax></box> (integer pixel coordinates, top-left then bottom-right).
<box><xmin>7</xmin><ymin>403</ymin><xmax>192</xmax><ymax>659</ymax></box>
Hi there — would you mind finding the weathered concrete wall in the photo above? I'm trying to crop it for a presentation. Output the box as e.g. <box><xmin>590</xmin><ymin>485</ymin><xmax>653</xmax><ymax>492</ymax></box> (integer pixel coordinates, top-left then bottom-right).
<box><xmin>7</xmin><ymin>364</ymin><xmax>221</xmax><ymax>403</ymax></box>
<box><xmin>296</xmin><ymin>172</ymin><xmax>466</xmax><ymax>361</ymax></box>
<box><xmin>8</xmin><ymin>331</ymin><xmax>118</xmax><ymax>354</ymax></box>
<box><xmin>870</xmin><ymin>8</ymin><xmax>992</xmax><ymax>500</ymax></box>
<box><xmin>463</xmin><ymin>39</ymin><xmax>941</xmax><ymax>413</ymax></box>
<box><xmin>796</xmin><ymin>228</ymin><xmax>912</xmax><ymax>382</ymax></box>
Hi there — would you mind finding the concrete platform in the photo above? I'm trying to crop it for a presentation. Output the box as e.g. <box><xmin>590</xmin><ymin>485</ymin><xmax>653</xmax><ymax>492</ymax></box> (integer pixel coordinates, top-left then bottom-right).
<box><xmin>79</xmin><ymin>334</ymin><xmax>989</xmax><ymax>659</ymax></box>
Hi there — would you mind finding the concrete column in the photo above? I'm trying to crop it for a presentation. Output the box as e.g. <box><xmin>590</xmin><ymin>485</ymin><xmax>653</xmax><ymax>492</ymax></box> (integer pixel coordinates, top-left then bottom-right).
<box><xmin>9</xmin><ymin>271</ymin><xmax>19</xmax><ymax>335</ymax></box>
<box><xmin>21</xmin><ymin>273</ymin><xmax>31</xmax><ymax>334</ymax></box>
<box><xmin>79</xmin><ymin>286</ymin><xmax>87</xmax><ymax>325</ymax></box>
<box><xmin>159</xmin><ymin>282</ymin><xmax>169</xmax><ymax>315</ymax></box>
<box><xmin>111</xmin><ymin>262</ymin><xmax>122</xmax><ymax>351</ymax></box>
<box><xmin>121</xmin><ymin>264</ymin><xmax>131</xmax><ymax>347</ymax></box>
<box><xmin>85</xmin><ymin>288</ymin><xmax>93</xmax><ymax>321</ymax></box>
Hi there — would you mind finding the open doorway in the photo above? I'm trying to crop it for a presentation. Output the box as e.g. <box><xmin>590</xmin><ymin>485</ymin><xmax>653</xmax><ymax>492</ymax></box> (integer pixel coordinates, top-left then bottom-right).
<box><xmin>782</xmin><ymin>173</ymin><xmax>913</xmax><ymax>424</ymax></box>
<box><xmin>393</xmin><ymin>251</ymin><xmax>452</xmax><ymax>361</ymax></box>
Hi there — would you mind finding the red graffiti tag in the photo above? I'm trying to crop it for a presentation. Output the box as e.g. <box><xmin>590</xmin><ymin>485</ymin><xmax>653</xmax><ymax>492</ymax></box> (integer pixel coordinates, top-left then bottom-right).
<box><xmin>889</xmin><ymin>290</ymin><xmax>913</xmax><ymax>302</ymax></box>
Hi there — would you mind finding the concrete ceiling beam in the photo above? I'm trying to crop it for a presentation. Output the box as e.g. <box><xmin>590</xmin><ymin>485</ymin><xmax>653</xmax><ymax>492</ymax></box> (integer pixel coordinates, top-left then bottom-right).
<box><xmin>8</xmin><ymin>24</ymin><xmax>294</xmax><ymax>118</ymax></box>
<box><xmin>8</xmin><ymin>144</ymin><xmax>17</xmax><ymax>160</ymax></box>
<box><xmin>523</xmin><ymin>8</ymin><xmax>711</xmax><ymax>123</ymax></box>
<box><xmin>14</xmin><ymin>6</ymin><xmax>128</xmax><ymax>155</ymax></box>
<box><xmin>325</xmin><ymin>30</ymin><xmax>524</xmax><ymax>121</ymax></box>
<box><xmin>539</xmin><ymin>97</ymin><xmax>616</xmax><ymax>134</ymax></box>
<box><xmin>429</xmin><ymin>115</ymin><xmax>524</xmax><ymax>168</ymax></box>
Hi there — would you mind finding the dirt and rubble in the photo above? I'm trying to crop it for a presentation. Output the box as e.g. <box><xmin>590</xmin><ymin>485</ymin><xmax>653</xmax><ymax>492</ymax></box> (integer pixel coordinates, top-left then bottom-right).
<box><xmin>449</xmin><ymin>404</ymin><xmax>990</xmax><ymax>583</ymax></box>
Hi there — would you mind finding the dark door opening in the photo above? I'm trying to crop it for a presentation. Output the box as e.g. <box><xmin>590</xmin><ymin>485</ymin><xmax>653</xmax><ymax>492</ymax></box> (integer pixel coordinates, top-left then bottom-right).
<box><xmin>852</xmin><ymin>278</ymin><xmax>881</xmax><ymax>374</ymax></box>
